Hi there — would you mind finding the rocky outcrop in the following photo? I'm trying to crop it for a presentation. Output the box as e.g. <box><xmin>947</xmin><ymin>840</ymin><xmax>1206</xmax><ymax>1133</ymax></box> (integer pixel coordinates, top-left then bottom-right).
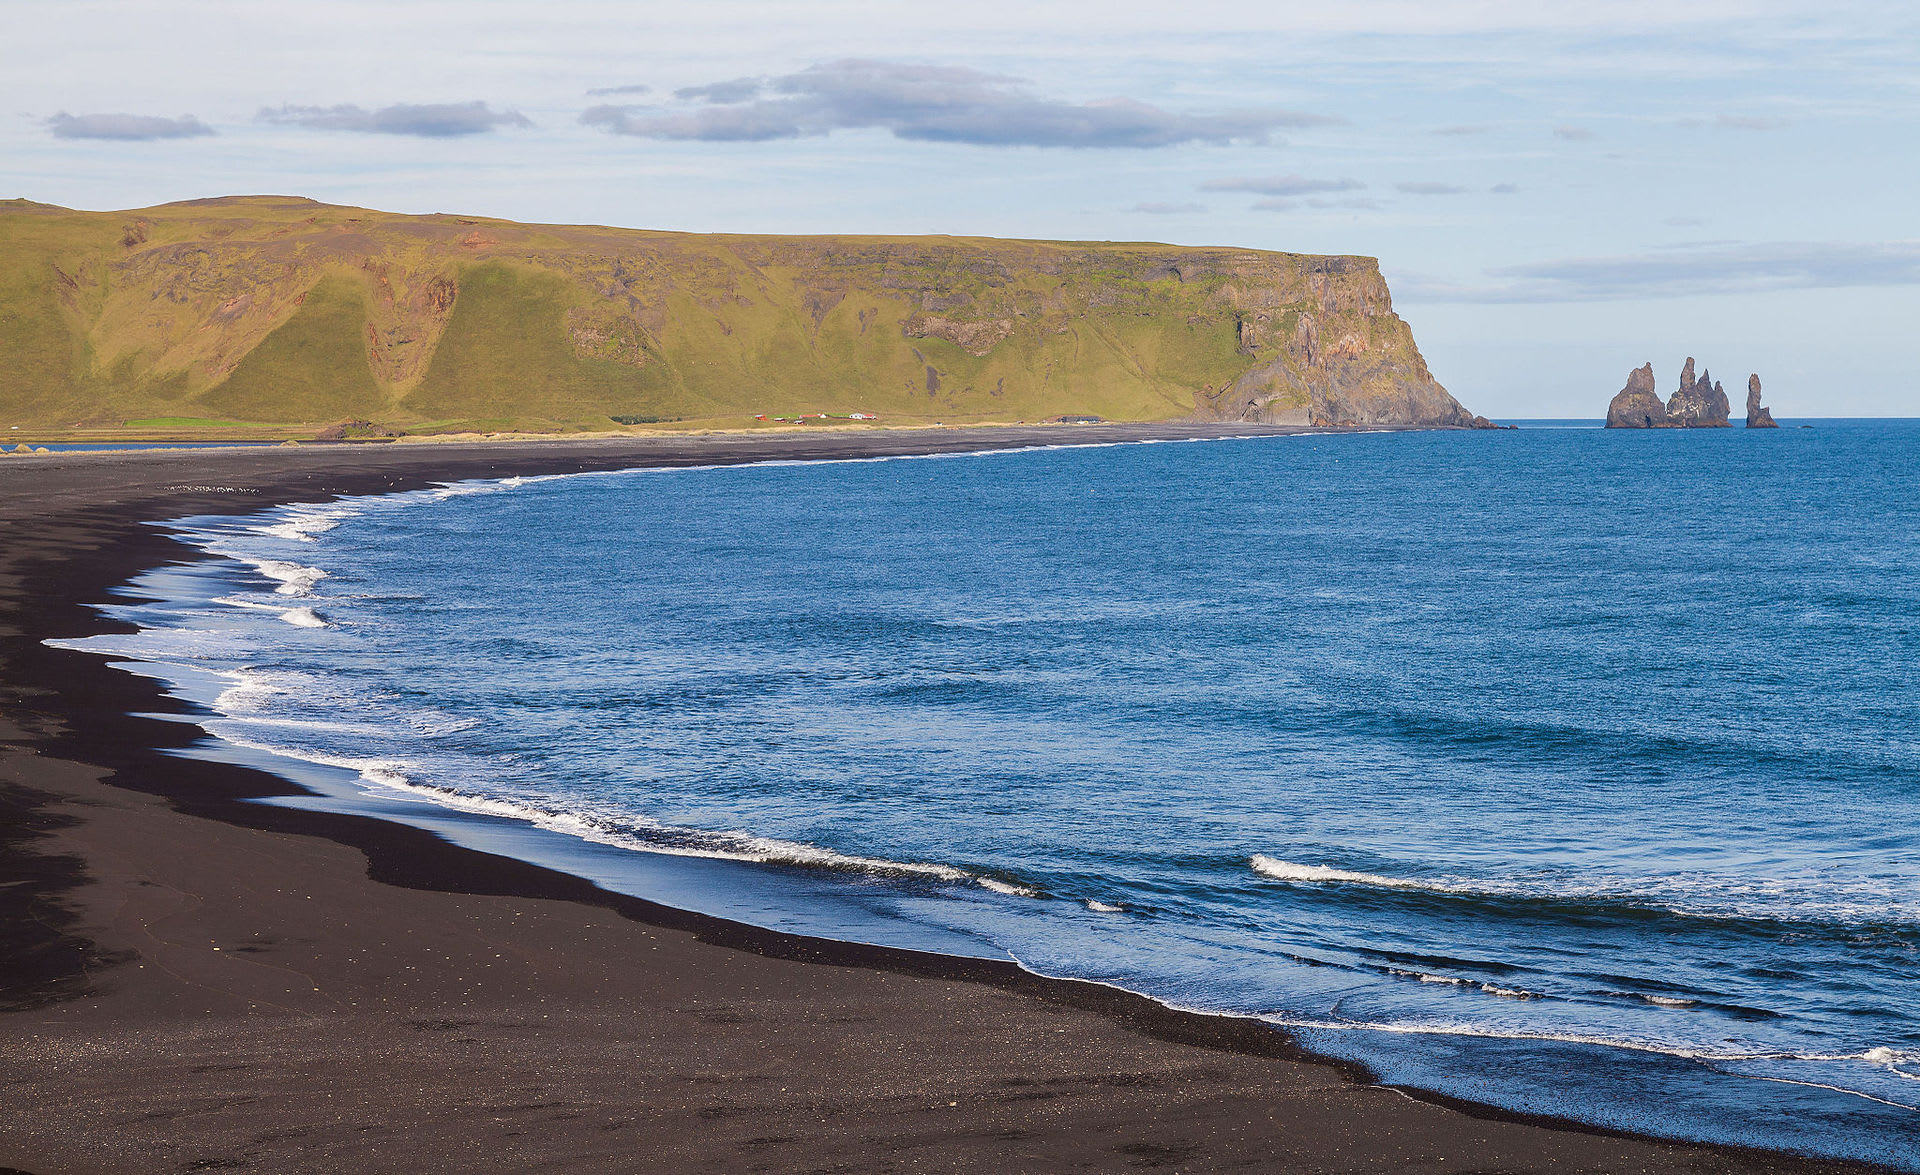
<box><xmin>1666</xmin><ymin>357</ymin><xmax>1731</xmax><ymax>427</ymax></box>
<box><xmin>1745</xmin><ymin>374</ymin><xmax>1778</xmax><ymax>428</ymax></box>
<box><xmin>1606</xmin><ymin>358</ymin><xmax>1737</xmax><ymax>428</ymax></box>
<box><xmin>1192</xmin><ymin>264</ymin><xmax>1490</xmax><ymax>428</ymax></box>
<box><xmin>1605</xmin><ymin>363</ymin><xmax>1667</xmax><ymax>428</ymax></box>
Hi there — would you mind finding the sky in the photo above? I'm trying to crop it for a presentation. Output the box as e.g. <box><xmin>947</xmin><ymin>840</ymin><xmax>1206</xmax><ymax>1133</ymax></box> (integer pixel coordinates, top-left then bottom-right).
<box><xmin>5</xmin><ymin>0</ymin><xmax>1918</xmax><ymax>417</ymax></box>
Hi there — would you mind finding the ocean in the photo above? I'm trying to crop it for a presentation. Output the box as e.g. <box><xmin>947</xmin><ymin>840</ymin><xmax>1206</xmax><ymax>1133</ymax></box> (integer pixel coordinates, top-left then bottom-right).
<box><xmin>59</xmin><ymin>422</ymin><xmax>1920</xmax><ymax>1167</ymax></box>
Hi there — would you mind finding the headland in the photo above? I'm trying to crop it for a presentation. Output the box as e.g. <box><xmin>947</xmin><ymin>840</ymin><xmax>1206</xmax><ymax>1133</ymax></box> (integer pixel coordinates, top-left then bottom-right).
<box><xmin>1</xmin><ymin>196</ymin><xmax>1490</xmax><ymax>445</ymax></box>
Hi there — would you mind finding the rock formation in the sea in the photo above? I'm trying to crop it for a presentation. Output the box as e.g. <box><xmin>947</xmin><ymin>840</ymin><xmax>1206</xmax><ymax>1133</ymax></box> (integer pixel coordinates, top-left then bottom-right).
<box><xmin>1666</xmin><ymin>358</ymin><xmax>1732</xmax><ymax>427</ymax></box>
<box><xmin>1605</xmin><ymin>357</ymin><xmax>1737</xmax><ymax>428</ymax></box>
<box><xmin>0</xmin><ymin>196</ymin><xmax>1487</xmax><ymax>433</ymax></box>
<box><xmin>1605</xmin><ymin>363</ymin><xmax>1667</xmax><ymax>428</ymax></box>
<box><xmin>1745</xmin><ymin>374</ymin><xmax>1778</xmax><ymax>428</ymax></box>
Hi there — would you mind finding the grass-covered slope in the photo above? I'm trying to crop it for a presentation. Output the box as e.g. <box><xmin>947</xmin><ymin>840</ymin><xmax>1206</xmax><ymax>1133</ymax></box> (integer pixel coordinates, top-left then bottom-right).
<box><xmin>0</xmin><ymin>196</ymin><xmax>1483</xmax><ymax>435</ymax></box>
<box><xmin>198</xmin><ymin>276</ymin><xmax>385</xmax><ymax>421</ymax></box>
<box><xmin>405</xmin><ymin>263</ymin><xmax>687</xmax><ymax>423</ymax></box>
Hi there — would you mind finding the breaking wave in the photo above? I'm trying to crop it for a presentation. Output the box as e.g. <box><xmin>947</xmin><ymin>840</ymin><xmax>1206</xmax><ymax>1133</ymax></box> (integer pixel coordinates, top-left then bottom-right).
<box><xmin>1250</xmin><ymin>855</ymin><xmax>1458</xmax><ymax>891</ymax></box>
<box><xmin>1248</xmin><ymin>855</ymin><xmax>1920</xmax><ymax>929</ymax></box>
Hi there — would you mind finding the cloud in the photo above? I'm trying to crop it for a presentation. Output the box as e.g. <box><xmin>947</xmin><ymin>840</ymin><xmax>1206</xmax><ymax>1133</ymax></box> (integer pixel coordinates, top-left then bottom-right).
<box><xmin>675</xmin><ymin>78</ymin><xmax>764</xmax><ymax>104</ymax></box>
<box><xmin>259</xmin><ymin>101</ymin><xmax>532</xmax><ymax>137</ymax></box>
<box><xmin>1200</xmin><ymin>174</ymin><xmax>1365</xmax><ymax>197</ymax></box>
<box><xmin>47</xmin><ymin>112</ymin><xmax>214</xmax><ymax>141</ymax></box>
<box><xmin>1405</xmin><ymin>241</ymin><xmax>1920</xmax><ymax>303</ymax></box>
<box><xmin>581</xmin><ymin>59</ymin><xmax>1332</xmax><ymax>147</ymax></box>
<box><xmin>1713</xmin><ymin>113</ymin><xmax>1788</xmax><ymax>130</ymax></box>
<box><xmin>587</xmin><ymin>84</ymin><xmax>652</xmax><ymax>97</ymax></box>
<box><xmin>1126</xmin><ymin>201</ymin><xmax>1205</xmax><ymax>214</ymax></box>
<box><xmin>1252</xmin><ymin>195</ymin><xmax>1381</xmax><ymax>212</ymax></box>
<box><xmin>1552</xmin><ymin>124</ymin><xmax>1594</xmax><ymax>141</ymax></box>
<box><xmin>1490</xmin><ymin>182</ymin><xmax>1520</xmax><ymax>193</ymax></box>
<box><xmin>1396</xmin><ymin>181</ymin><xmax>1467</xmax><ymax>195</ymax></box>
<box><xmin>1652</xmin><ymin>238</ymin><xmax>1741</xmax><ymax>250</ymax></box>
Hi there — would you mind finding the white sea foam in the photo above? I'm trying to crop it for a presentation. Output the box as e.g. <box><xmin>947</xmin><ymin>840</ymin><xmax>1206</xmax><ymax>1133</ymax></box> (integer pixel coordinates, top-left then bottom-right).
<box><xmin>993</xmin><ymin>959</ymin><xmax>1920</xmax><ymax>1115</ymax></box>
<box><xmin>735</xmin><ymin>832</ymin><xmax>973</xmax><ymax>882</ymax></box>
<box><xmin>208</xmin><ymin>713</ymin><xmax>383</xmax><ymax>739</ymax></box>
<box><xmin>280</xmin><ymin>607</ymin><xmax>328</xmax><ymax>628</ymax></box>
<box><xmin>427</xmin><ymin>481</ymin><xmax>511</xmax><ymax>501</ymax></box>
<box><xmin>1860</xmin><ymin>1047</ymin><xmax>1920</xmax><ymax>1081</ymax></box>
<box><xmin>213</xmin><ymin>670</ymin><xmax>282</xmax><ymax>713</ymax></box>
<box><xmin>187</xmin><ymin>627</ymin><xmax>985</xmax><ymax>886</ymax></box>
<box><xmin>1386</xmin><ymin>968</ymin><xmax>1539</xmax><ymax>1000</ymax></box>
<box><xmin>977</xmin><ymin>877</ymin><xmax>1040</xmax><ymax>897</ymax></box>
<box><xmin>242</xmin><ymin>556</ymin><xmax>328</xmax><ymax>597</ymax></box>
<box><xmin>260</xmin><ymin>520</ymin><xmax>335</xmax><ymax>542</ymax></box>
<box><xmin>256</xmin><ymin>505</ymin><xmax>354</xmax><ymax>542</ymax></box>
<box><xmin>998</xmin><ymin>958</ymin><xmax>1920</xmax><ymax>1116</ymax></box>
<box><xmin>1086</xmin><ymin>900</ymin><xmax>1124</xmax><ymax>913</ymax></box>
<box><xmin>1263</xmin><ymin>1013</ymin><xmax>1879</xmax><ymax>1067</ymax></box>
<box><xmin>225</xmin><ymin>745</ymin><xmax>985</xmax><ymax>886</ymax></box>
<box><xmin>1251</xmin><ymin>855</ymin><xmax>1469</xmax><ymax>892</ymax></box>
<box><xmin>213</xmin><ymin>595</ymin><xmax>288</xmax><ymax>613</ymax></box>
<box><xmin>150</xmin><ymin>630</ymin><xmax>993</xmax><ymax>893</ymax></box>
<box><xmin>1248</xmin><ymin>854</ymin><xmax>1920</xmax><ymax>927</ymax></box>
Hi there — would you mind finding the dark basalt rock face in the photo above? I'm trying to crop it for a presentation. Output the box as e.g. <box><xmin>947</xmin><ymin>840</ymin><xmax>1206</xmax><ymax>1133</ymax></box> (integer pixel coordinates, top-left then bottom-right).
<box><xmin>1666</xmin><ymin>357</ymin><xmax>1732</xmax><ymax>427</ymax></box>
<box><xmin>1746</xmin><ymin>374</ymin><xmax>1779</xmax><ymax>428</ymax></box>
<box><xmin>1605</xmin><ymin>362</ymin><xmax>1668</xmax><ymax>427</ymax></box>
<box><xmin>1606</xmin><ymin>357</ymin><xmax>1743</xmax><ymax>428</ymax></box>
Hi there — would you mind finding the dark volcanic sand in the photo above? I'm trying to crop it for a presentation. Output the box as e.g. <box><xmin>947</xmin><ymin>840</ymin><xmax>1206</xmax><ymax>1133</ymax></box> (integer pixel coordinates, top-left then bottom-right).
<box><xmin>0</xmin><ymin>426</ymin><xmax>1885</xmax><ymax>1173</ymax></box>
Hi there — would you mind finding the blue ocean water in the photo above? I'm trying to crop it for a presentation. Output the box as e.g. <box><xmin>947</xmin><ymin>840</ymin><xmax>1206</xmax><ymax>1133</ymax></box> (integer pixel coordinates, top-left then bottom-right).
<box><xmin>63</xmin><ymin>423</ymin><xmax>1920</xmax><ymax>1166</ymax></box>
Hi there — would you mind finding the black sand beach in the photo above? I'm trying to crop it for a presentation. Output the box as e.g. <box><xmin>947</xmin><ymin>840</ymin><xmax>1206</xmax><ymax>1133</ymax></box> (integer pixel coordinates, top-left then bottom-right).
<box><xmin>0</xmin><ymin>426</ymin><xmax>1886</xmax><ymax>1173</ymax></box>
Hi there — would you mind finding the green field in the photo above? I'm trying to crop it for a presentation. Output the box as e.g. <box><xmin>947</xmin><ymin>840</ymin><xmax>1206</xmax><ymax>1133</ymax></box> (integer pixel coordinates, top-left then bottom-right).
<box><xmin>123</xmin><ymin>417</ymin><xmax>267</xmax><ymax>429</ymax></box>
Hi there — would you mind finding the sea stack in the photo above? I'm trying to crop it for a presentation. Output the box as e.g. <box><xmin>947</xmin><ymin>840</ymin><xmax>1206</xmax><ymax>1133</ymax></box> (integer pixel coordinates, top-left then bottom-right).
<box><xmin>1605</xmin><ymin>362</ymin><xmax>1668</xmax><ymax>427</ymax></box>
<box><xmin>1746</xmin><ymin>374</ymin><xmax>1779</xmax><ymax>428</ymax></box>
<box><xmin>1666</xmin><ymin>357</ymin><xmax>1732</xmax><ymax>427</ymax></box>
<box><xmin>1606</xmin><ymin>358</ymin><xmax>1743</xmax><ymax>428</ymax></box>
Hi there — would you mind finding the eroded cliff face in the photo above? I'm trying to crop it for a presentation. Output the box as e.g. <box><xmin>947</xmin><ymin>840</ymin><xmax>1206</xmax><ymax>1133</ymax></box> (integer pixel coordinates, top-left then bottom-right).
<box><xmin>0</xmin><ymin>196</ymin><xmax>1483</xmax><ymax>431</ymax></box>
<box><xmin>1182</xmin><ymin>257</ymin><xmax>1482</xmax><ymax>426</ymax></box>
<box><xmin>1188</xmin><ymin>257</ymin><xmax>1485</xmax><ymax>428</ymax></box>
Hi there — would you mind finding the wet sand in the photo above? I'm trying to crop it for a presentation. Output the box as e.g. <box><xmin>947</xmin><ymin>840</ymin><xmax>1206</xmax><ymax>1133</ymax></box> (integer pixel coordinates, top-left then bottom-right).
<box><xmin>0</xmin><ymin>426</ymin><xmax>1883</xmax><ymax>1172</ymax></box>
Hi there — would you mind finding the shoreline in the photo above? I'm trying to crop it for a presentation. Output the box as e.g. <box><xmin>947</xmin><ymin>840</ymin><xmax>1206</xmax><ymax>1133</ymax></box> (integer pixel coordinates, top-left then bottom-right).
<box><xmin>0</xmin><ymin>425</ymin><xmax>1889</xmax><ymax>1173</ymax></box>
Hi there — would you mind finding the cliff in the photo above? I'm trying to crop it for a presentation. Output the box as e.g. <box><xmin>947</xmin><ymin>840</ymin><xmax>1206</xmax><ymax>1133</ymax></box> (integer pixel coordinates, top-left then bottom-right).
<box><xmin>0</xmin><ymin>196</ymin><xmax>1484</xmax><ymax>435</ymax></box>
